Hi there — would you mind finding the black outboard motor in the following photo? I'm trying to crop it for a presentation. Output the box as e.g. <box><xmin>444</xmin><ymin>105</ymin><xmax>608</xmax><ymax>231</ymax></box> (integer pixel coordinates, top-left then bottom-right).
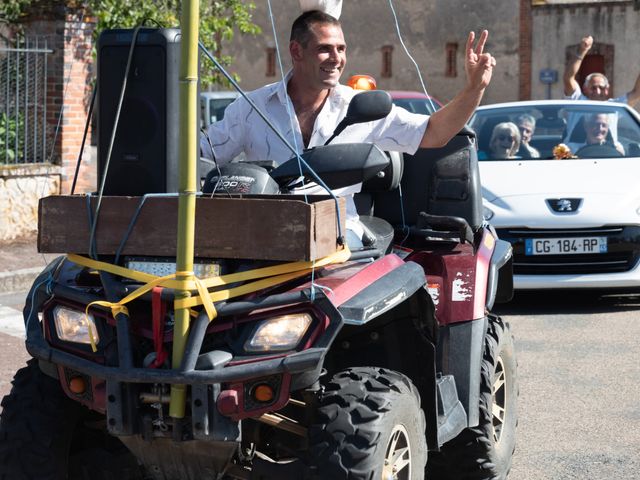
<box><xmin>202</xmin><ymin>163</ymin><xmax>279</xmax><ymax>194</ymax></box>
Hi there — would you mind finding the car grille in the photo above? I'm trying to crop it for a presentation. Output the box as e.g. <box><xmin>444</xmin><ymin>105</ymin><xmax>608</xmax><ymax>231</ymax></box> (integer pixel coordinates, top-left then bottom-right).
<box><xmin>495</xmin><ymin>226</ymin><xmax>640</xmax><ymax>275</ymax></box>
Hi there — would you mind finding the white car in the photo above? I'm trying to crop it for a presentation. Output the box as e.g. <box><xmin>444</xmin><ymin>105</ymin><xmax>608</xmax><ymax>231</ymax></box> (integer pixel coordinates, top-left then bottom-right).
<box><xmin>470</xmin><ymin>100</ymin><xmax>640</xmax><ymax>290</ymax></box>
<box><xmin>200</xmin><ymin>91</ymin><xmax>239</xmax><ymax>128</ymax></box>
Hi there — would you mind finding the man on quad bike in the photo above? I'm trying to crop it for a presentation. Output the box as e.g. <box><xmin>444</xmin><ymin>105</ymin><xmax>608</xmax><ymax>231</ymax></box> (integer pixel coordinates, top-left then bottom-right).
<box><xmin>0</xmin><ymin>5</ymin><xmax>517</xmax><ymax>480</ymax></box>
<box><xmin>201</xmin><ymin>9</ymin><xmax>496</xmax><ymax>243</ymax></box>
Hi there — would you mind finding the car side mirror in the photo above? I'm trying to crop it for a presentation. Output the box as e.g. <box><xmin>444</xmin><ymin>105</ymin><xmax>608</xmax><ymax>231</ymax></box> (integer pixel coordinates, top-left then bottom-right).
<box><xmin>324</xmin><ymin>90</ymin><xmax>393</xmax><ymax>145</ymax></box>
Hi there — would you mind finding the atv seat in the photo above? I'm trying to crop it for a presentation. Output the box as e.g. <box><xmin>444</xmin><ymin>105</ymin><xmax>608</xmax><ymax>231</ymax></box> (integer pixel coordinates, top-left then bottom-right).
<box><xmin>361</xmin><ymin>128</ymin><xmax>483</xmax><ymax>240</ymax></box>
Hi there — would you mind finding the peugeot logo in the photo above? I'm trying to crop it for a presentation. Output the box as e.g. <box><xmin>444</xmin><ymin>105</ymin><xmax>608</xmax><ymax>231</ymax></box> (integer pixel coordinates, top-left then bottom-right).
<box><xmin>546</xmin><ymin>198</ymin><xmax>582</xmax><ymax>213</ymax></box>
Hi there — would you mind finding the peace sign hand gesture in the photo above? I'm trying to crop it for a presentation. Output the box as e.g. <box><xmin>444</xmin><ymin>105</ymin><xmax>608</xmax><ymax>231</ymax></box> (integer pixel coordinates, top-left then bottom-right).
<box><xmin>465</xmin><ymin>30</ymin><xmax>496</xmax><ymax>92</ymax></box>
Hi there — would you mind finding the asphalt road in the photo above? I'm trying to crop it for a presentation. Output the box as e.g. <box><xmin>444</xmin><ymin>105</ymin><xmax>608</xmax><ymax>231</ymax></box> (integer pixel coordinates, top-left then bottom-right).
<box><xmin>1</xmin><ymin>289</ymin><xmax>639</xmax><ymax>478</ymax></box>
<box><xmin>495</xmin><ymin>290</ymin><xmax>640</xmax><ymax>480</ymax></box>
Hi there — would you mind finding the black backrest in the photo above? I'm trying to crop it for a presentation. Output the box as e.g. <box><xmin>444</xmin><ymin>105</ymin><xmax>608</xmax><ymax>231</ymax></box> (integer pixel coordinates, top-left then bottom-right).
<box><xmin>371</xmin><ymin>131</ymin><xmax>484</xmax><ymax>230</ymax></box>
<box><xmin>354</xmin><ymin>150</ymin><xmax>403</xmax><ymax>216</ymax></box>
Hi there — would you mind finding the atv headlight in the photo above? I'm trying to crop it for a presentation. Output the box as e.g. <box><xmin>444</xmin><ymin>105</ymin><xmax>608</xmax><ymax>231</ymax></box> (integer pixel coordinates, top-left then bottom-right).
<box><xmin>53</xmin><ymin>305</ymin><xmax>99</xmax><ymax>345</ymax></box>
<box><xmin>245</xmin><ymin>314</ymin><xmax>312</xmax><ymax>353</ymax></box>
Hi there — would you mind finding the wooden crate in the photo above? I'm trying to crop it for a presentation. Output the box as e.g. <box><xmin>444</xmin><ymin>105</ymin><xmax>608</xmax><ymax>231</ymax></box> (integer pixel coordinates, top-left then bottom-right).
<box><xmin>38</xmin><ymin>195</ymin><xmax>346</xmax><ymax>261</ymax></box>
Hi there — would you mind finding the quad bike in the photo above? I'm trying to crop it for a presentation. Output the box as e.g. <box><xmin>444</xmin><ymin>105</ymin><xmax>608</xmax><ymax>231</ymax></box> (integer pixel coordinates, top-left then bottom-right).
<box><xmin>0</xmin><ymin>86</ymin><xmax>517</xmax><ymax>479</ymax></box>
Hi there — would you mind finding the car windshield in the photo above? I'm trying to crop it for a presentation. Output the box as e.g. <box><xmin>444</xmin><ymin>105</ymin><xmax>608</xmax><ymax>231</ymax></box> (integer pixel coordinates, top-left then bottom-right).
<box><xmin>469</xmin><ymin>103</ymin><xmax>640</xmax><ymax>161</ymax></box>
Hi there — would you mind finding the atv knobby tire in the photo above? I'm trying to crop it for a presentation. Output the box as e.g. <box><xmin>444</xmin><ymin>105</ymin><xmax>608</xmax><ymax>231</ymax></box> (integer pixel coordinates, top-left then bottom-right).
<box><xmin>309</xmin><ymin>367</ymin><xmax>427</xmax><ymax>480</ymax></box>
<box><xmin>434</xmin><ymin>315</ymin><xmax>518</xmax><ymax>480</ymax></box>
<box><xmin>0</xmin><ymin>360</ymin><xmax>142</xmax><ymax>480</ymax></box>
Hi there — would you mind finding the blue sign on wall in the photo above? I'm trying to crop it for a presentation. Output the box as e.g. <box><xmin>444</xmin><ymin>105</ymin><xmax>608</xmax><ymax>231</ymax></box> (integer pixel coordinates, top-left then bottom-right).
<box><xmin>540</xmin><ymin>69</ymin><xmax>558</xmax><ymax>85</ymax></box>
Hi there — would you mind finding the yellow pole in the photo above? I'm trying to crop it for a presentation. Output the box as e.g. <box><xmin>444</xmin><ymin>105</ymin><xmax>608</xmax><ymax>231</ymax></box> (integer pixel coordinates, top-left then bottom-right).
<box><xmin>170</xmin><ymin>0</ymin><xmax>199</xmax><ymax>418</ymax></box>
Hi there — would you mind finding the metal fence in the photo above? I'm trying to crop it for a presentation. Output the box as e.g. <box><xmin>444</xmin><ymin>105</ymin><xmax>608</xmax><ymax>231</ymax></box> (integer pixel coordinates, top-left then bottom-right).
<box><xmin>0</xmin><ymin>36</ymin><xmax>53</xmax><ymax>165</ymax></box>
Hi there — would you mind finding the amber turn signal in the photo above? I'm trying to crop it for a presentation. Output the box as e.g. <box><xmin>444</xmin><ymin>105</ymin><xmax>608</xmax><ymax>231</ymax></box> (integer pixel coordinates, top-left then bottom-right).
<box><xmin>253</xmin><ymin>384</ymin><xmax>275</xmax><ymax>403</ymax></box>
<box><xmin>347</xmin><ymin>74</ymin><xmax>377</xmax><ymax>91</ymax></box>
<box><xmin>69</xmin><ymin>376</ymin><xmax>86</xmax><ymax>395</ymax></box>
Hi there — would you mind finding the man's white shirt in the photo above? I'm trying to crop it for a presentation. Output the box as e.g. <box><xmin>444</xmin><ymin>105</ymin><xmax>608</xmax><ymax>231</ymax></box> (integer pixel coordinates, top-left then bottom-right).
<box><xmin>201</xmin><ymin>72</ymin><xmax>429</xmax><ymax>237</ymax></box>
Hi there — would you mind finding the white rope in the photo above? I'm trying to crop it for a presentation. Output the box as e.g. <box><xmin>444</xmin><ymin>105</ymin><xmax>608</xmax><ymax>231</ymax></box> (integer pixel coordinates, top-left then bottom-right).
<box><xmin>387</xmin><ymin>0</ymin><xmax>437</xmax><ymax>112</ymax></box>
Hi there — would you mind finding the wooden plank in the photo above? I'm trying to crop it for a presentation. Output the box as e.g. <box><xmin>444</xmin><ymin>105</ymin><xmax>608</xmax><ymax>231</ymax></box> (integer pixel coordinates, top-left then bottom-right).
<box><xmin>38</xmin><ymin>195</ymin><xmax>345</xmax><ymax>261</ymax></box>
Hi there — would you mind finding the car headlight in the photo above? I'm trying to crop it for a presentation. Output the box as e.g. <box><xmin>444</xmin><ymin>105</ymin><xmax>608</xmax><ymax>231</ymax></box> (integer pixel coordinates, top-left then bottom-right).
<box><xmin>244</xmin><ymin>313</ymin><xmax>312</xmax><ymax>353</ymax></box>
<box><xmin>53</xmin><ymin>305</ymin><xmax>99</xmax><ymax>345</ymax></box>
<box><xmin>483</xmin><ymin>206</ymin><xmax>495</xmax><ymax>221</ymax></box>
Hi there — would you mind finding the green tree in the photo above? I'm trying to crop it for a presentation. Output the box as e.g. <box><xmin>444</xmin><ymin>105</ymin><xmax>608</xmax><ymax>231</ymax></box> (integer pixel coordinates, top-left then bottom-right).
<box><xmin>0</xmin><ymin>0</ymin><xmax>260</xmax><ymax>87</ymax></box>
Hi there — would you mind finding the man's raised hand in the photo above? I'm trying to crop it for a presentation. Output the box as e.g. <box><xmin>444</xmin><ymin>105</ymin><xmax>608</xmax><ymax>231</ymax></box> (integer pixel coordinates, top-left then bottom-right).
<box><xmin>465</xmin><ymin>30</ymin><xmax>496</xmax><ymax>92</ymax></box>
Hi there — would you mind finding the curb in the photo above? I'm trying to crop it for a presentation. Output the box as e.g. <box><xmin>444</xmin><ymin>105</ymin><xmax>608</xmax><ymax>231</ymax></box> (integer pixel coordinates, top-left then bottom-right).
<box><xmin>0</xmin><ymin>267</ymin><xmax>43</xmax><ymax>294</ymax></box>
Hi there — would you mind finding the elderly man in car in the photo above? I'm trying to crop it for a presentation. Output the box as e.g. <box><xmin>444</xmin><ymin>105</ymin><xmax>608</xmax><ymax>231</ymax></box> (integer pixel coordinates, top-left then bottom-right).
<box><xmin>566</xmin><ymin>113</ymin><xmax>625</xmax><ymax>156</ymax></box>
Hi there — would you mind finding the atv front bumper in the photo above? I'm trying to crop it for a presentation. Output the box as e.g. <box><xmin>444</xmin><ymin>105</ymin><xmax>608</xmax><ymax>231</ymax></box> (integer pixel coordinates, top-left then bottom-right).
<box><xmin>23</xmin><ymin>259</ymin><xmax>343</xmax><ymax>438</ymax></box>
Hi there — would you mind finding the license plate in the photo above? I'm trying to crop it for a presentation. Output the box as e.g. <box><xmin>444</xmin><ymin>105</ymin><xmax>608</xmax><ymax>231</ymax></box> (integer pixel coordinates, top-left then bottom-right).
<box><xmin>525</xmin><ymin>237</ymin><xmax>607</xmax><ymax>255</ymax></box>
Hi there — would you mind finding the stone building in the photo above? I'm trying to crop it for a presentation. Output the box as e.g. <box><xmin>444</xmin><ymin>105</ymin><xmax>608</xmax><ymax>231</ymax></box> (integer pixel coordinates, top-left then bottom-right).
<box><xmin>2</xmin><ymin>0</ymin><xmax>640</xmax><ymax>243</ymax></box>
<box><xmin>218</xmin><ymin>0</ymin><xmax>640</xmax><ymax>105</ymax></box>
<box><xmin>529</xmin><ymin>0</ymin><xmax>640</xmax><ymax>100</ymax></box>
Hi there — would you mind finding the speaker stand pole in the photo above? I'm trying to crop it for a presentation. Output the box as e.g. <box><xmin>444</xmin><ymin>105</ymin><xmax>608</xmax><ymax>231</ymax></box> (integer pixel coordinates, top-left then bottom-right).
<box><xmin>170</xmin><ymin>0</ymin><xmax>200</xmax><ymax>419</ymax></box>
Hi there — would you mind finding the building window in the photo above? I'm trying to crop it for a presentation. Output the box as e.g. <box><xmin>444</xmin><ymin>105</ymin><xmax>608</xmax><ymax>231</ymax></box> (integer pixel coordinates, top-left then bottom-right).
<box><xmin>381</xmin><ymin>45</ymin><xmax>393</xmax><ymax>78</ymax></box>
<box><xmin>446</xmin><ymin>42</ymin><xmax>458</xmax><ymax>78</ymax></box>
<box><xmin>266</xmin><ymin>47</ymin><xmax>276</xmax><ymax>77</ymax></box>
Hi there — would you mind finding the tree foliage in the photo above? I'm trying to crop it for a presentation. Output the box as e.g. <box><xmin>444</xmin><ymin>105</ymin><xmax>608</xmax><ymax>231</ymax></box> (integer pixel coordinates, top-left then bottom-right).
<box><xmin>0</xmin><ymin>0</ymin><xmax>261</xmax><ymax>87</ymax></box>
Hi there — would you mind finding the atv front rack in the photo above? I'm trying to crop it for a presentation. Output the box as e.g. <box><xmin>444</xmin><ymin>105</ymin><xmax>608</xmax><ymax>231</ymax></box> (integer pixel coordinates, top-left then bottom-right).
<box><xmin>23</xmin><ymin>258</ymin><xmax>344</xmax><ymax>438</ymax></box>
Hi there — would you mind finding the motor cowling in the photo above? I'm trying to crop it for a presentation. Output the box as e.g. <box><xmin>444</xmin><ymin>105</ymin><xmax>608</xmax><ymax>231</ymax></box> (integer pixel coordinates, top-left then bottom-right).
<box><xmin>202</xmin><ymin>163</ymin><xmax>280</xmax><ymax>195</ymax></box>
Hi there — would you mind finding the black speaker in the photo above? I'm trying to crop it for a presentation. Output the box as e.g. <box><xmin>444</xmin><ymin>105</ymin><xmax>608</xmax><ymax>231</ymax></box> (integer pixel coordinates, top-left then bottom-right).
<box><xmin>97</xmin><ymin>28</ymin><xmax>183</xmax><ymax>195</ymax></box>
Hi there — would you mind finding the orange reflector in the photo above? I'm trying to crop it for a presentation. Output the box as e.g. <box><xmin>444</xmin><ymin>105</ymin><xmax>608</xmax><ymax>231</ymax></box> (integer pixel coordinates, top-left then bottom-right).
<box><xmin>253</xmin><ymin>384</ymin><xmax>275</xmax><ymax>403</ymax></box>
<box><xmin>69</xmin><ymin>376</ymin><xmax>86</xmax><ymax>395</ymax></box>
<box><xmin>347</xmin><ymin>74</ymin><xmax>377</xmax><ymax>90</ymax></box>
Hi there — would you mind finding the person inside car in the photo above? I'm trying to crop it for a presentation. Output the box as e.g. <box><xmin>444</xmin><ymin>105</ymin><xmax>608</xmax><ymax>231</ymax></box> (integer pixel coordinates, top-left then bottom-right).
<box><xmin>479</xmin><ymin>122</ymin><xmax>521</xmax><ymax>160</ymax></box>
<box><xmin>515</xmin><ymin>114</ymin><xmax>540</xmax><ymax>158</ymax></box>
<box><xmin>200</xmin><ymin>8</ymin><xmax>496</xmax><ymax>246</ymax></box>
<box><xmin>566</xmin><ymin>113</ymin><xmax>625</xmax><ymax>156</ymax></box>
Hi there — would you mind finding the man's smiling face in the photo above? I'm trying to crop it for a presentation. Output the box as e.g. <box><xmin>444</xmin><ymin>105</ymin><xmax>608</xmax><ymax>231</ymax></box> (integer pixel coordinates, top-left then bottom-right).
<box><xmin>296</xmin><ymin>22</ymin><xmax>346</xmax><ymax>90</ymax></box>
<box><xmin>585</xmin><ymin>114</ymin><xmax>610</xmax><ymax>144</ymax></box>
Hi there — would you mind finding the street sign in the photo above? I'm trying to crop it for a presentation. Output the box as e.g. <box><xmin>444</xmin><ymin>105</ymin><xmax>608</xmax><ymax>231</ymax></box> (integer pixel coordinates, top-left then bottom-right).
<box><xmin>539</xmin><ymin>68</ymin><xmax>558</xmax><ymax>85</ymax></box>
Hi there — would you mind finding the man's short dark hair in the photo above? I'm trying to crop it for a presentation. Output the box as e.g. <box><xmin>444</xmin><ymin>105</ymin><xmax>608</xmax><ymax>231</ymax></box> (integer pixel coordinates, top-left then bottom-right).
<box><xmin>290</xmin><ymin>10</ymin><xmax>341</xmax><ymax>47</ymax></box>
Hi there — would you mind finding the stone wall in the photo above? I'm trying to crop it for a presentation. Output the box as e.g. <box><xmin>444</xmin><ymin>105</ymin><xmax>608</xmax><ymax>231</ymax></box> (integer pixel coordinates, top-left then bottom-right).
<box><xmin>0</xmin><ymin>164</ymin><xmax>60</xmax><ymax>241</ymax></box>
<box><xmin>216</xmin><ymin>0</ymin><xmax>639</xmax><ymax>106</ymax></box>
<box><xmin>220</xmin><ymin>0</ymin><xmax>521</xmax><ymax>105</ymax></box>
<box><xmin>530</xmin><ymin>1</ymin><xmax>640</xmax><ymax>101</ymax></box>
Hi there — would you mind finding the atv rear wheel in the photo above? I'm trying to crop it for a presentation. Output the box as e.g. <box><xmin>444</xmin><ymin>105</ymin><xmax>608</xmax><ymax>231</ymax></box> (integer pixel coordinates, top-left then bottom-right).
<box><xmin>435</xmin><ymin>315</ymin><xmax>518</xmax><ymax>480</ymax></box>
<box><xmin>0</xmin><ymin>360</ymin><xmax>142</xmax><ymax>480</ymax></box>
<box><xmin>309</xmin><ymin>367</ymin><xmax>427</xmax><ymax>479</ymax></box>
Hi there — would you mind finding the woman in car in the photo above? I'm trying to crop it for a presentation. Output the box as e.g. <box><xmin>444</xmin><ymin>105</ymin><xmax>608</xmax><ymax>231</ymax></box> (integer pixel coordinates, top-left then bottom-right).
<box><xmin>480</xmin><ymin>122</ymin><xmax>521</xmax><ymax>159</ymax></box>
